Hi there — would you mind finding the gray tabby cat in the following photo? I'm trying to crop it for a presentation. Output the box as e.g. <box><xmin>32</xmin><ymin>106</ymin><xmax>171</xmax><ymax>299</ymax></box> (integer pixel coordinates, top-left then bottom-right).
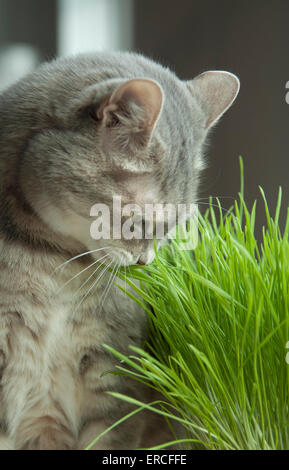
<box><xmin>0</xmin><ymin>51</ymin><xmax>239</xmax><ymax>450</ymax></box>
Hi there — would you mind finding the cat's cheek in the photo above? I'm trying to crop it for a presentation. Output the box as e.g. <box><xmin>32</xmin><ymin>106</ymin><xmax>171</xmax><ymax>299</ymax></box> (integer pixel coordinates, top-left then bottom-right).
<box><xmin>35</xmin><ymin>199</ymin><xmax>93</xmax><ymax>248</ymax></box>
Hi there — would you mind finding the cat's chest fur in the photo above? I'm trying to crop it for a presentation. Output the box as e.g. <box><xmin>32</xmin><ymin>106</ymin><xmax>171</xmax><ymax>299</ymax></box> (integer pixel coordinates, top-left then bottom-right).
<box><xmin>0</xmin><ymin>240</ymin><xmax>146</xmax><ymax>431</ymax></box>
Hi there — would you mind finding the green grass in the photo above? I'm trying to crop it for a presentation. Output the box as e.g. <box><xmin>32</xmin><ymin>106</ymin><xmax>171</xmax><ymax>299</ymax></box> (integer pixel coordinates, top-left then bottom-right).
<box><xmin>94</xmin><ymin>157</ymin><xmax>289</xmax><ymax>450</ymax></box>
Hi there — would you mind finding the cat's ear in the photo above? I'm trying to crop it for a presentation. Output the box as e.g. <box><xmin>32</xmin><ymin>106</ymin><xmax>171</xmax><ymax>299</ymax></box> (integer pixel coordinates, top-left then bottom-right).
<box><xmin>187</xmin><ymin>71</ymin><xmax>240</xmax><ymax>129</ymax></box>
<box><xmin>97</xmin><ymin>78</ymin><xmax>163</xmax><ymax>152</ymax></box>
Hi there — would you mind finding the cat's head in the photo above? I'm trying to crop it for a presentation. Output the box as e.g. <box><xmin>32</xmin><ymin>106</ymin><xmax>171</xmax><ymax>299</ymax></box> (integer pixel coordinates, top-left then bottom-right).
<box><xmin>0</xmin><ymin>52</ymin><xmax>239</xmax><ymax>266</ymax></box>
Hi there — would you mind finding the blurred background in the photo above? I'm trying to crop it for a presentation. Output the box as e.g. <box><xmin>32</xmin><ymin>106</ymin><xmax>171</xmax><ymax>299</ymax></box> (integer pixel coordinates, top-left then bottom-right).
<box><xmin>0</xmin><ymin>0</ymin><xmax>288</xmax><ymax>237</ymax></box>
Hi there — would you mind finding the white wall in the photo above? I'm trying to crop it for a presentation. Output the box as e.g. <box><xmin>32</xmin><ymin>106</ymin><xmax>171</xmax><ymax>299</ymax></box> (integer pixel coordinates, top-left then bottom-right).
<box><xmin>0</xmin><ymin>44</ymin><xmax>40</xmax><ymax>91</ymax></box>
<box><xmin>58</xmin><ymin>0</ymin><xmax>134</xmax><ymax>56</ymax></box>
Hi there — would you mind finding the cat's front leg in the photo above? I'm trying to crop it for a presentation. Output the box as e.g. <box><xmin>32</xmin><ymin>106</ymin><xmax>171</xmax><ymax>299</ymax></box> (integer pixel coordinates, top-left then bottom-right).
<box><xmin>0</xmin><ymin>434</ymin><xmax>14</xmax><ymax>450</ymax></box>
<box><xmin>3</xmin><ymin>380</ymin><xmax>78</xmax><ymax>450</ymax></box>
<box><xmin>17</xmin><ymin>417</ymin><xmax>76</xmax><ymax>450</ymax></box>
<box><xmin>0</xmin><ymin>313</ymin><xmax>78</xmax><ymax>450</ymax></box>
<box><xmin>2</xmin><ymin>355</ymin><xmax>79</xmax><ymax>450</ymax></box>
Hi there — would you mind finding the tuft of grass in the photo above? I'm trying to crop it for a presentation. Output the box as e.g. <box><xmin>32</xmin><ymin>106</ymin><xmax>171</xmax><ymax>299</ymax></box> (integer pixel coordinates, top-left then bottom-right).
<box><xmin>103</xmin><ymin>157</ymin><xmax>289</xmax><ymax>450</ymax></box>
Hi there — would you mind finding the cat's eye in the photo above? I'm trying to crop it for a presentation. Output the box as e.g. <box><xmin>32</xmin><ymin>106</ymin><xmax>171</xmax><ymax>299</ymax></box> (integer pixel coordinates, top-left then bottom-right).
<box><xmin>107</xmin><ymin>113</ymin><xmax>120</xmax><ymax>128</ymax></box>
<box><xmin>88</xmin><ymin>108</ymin><xmax>99</xmax><ymax>122</ymax></box>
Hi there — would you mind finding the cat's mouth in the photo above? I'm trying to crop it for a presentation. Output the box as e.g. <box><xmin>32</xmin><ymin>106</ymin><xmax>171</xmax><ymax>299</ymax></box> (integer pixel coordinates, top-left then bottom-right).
<box><xmin>92</xmin><ymin>247</ymin><xmax>137</xmax><ymax>267</ymax></box>
<box><xmin>93</xmin><ymin>247</ymin><xmax>153</xmax><ymax>267</ymax></box>
<box><xmin>108</xmin><ymin>249</ymin><xmax>139</xmax><ymax>267</ymax></box>
<box><xmin>108</xmin><ymin>249</ymin><xmax>155</xmax><ymax>267</ymax></box>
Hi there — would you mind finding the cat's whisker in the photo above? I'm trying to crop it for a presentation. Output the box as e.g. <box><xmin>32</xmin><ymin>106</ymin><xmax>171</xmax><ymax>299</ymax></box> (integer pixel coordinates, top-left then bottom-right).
<box><xmin>111</xmin><ymin>262</ymin><xmax>121</xmax><ymax>295</ymax></box>
<box><xmin>73</xmin><ymin>260</ymin><xmax>113</xmax><ymax>314</ymax></box>
<box><xmin>101</xmin><ymin>263</ymin><xmax>117</xmax><ymax>303</ymax></box>
<box><xmin>56</xmin><ymin>253</ymin><xmax>110</xmax><ymax>294</ymax></box>
<box><xmin>196</xmin><ymin>196</ymin><xmax>235</xmax><ymax>201</ymax></box>
<box><xmin>194</xmin><ymin>201</ymin><xmax>230</xmax><ymax>212</ymax></box>
<box><xmin>100</xmin><ymin>261</ymin><xmax>120</xmax><ymax>311</ymax></box>
<box><xmin>52</xmin><ymin>246</ymin><xmax>111</xmax><ymax>274</ymax></box>
<box><xmin>100</xmin><ymin>262</ymin><xmax>121</xmax><ymax>312</ymax></box>
<box><xmin>74</xmin><ymin>256</ymin><xmax>109</xmax><ymax>297</ymax></box>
